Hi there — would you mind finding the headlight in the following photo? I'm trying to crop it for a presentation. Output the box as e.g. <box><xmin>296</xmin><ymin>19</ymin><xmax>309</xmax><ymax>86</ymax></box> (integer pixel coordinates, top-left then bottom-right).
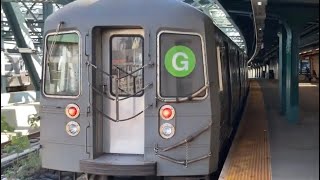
<box><xmin>66</xmin><ymin>121</ymin><xmax>80</xmax><ymax>136</ymax></box>
<box><xmin>160</xmin><ymin>123</ymin><xmax>175</xmax><ymax>139</ymax></box>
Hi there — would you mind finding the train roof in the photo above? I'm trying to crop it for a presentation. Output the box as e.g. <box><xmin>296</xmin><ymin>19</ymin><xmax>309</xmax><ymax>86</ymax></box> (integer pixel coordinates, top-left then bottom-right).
<box><xmin>44</xmin><ymin>0</ymin><xmax>211</xmax><ymax>32</ymax></box>
<box><xmin>44</xmin><ymin>0</ymin><xmax>246</xmax><ymax>55</ymax></box>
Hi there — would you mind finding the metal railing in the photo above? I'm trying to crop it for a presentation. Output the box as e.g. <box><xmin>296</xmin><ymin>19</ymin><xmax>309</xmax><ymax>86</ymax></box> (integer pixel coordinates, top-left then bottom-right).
<box><xmin>154</xmin><ymin>121</ymin><xmax>212</xmax><ymax>167</ymax></box>
<box><xmin>85</xmin><ymin>61</ymin><xmax>153</xmax><ymax>122</ymax></box>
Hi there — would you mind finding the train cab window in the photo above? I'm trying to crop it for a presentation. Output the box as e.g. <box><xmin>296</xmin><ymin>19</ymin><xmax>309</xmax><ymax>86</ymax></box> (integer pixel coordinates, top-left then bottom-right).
<box><xmin>44</xmin><ymin>32</ymin><xmax>80</xmax><ymax>97</ymax></box>
<box><xmin>158</xmin><ymin>31</ymin><xmax>207</xmax><ymax>100</ymax></box>
<box><xmin>110</xmin><ymin>36</ymin><xmax>144</xmax><ymax>96</ymax></box>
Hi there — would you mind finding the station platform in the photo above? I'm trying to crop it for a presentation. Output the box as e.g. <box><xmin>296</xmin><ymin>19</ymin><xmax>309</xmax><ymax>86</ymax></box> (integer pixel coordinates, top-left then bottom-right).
<box><xmin>219</xmin><ymin>79</ymin><xmax>319</xmax><ymax>180</ymax></box>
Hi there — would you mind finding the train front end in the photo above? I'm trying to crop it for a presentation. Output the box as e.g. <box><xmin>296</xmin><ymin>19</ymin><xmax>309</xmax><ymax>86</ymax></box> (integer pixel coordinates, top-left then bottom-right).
<box><xmin>40</xmin><ymin>0</ymin><xmax>221</xmax><ymax>178</ymax></box>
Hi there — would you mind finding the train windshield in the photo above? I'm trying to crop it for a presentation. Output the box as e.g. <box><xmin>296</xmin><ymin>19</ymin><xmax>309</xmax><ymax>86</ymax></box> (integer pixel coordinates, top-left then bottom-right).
<box><xmin>43</xmin><ymin>32</ymin><xmax>80</xmax><ymax>97</ymax></box>
<box><xmin>158</xmin><ymin>32</ymin><xmax>207</xmax><ymax>101</ymax></box>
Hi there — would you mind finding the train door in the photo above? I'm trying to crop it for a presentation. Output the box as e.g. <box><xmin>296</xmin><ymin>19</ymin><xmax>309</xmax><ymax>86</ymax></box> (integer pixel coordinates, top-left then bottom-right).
<box><xmin>102</xmin><ymin>29</ymin><xmax>145</xmax><ymax>154</ymax></box>
<box><xmin>236</xmin><ymin>51</ymin><xmax>242</xmax><ymax>107</ymax></box>
<box><xmin>223</xmin><ymin>42</ymin><xmax>232</xmax><ymax>126</ymax></box>
<box><xmin>229</xmin><ymin>47</ymin><xmax>238</xmax><ymax>125</ymax></box>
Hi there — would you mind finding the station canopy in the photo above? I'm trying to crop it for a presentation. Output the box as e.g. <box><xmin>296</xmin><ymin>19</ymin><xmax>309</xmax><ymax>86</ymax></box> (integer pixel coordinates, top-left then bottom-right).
<box><xmin>182</xmin><ymin>0</ymin><xmax>247</xmax><ymax>52</ymax></box>
<box><xmin>1</xmin><ymin>0</ymin><xmax>247</xmax><ymax>53</ymax></box>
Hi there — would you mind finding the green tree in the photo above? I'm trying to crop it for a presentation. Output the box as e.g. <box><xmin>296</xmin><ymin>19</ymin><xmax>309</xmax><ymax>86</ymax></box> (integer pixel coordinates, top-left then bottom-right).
<box><xmin>1</xmin><ymin>115</ymin><xmax>15</xmax><ymax>132</ymax></box>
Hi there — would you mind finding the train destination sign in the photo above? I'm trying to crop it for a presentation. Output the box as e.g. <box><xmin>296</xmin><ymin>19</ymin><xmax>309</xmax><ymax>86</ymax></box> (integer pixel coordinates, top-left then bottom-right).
<box><xmin>164</xmin><ymin>45</ymin><xmax>196</xmax><ymax>77</ymax></box>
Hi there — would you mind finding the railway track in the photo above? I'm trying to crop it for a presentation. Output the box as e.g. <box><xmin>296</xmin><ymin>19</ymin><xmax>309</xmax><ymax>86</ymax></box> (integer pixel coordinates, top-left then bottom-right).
<box><xmin>1</xmin><ymin>132</ymin><xmax>136</xmax><ymax>180</ymax></box>
<box><xmin>1</xmin><ymin>131</ymin><xmax>40</xmax><ymax>150</ymax></box>
<box><xmin>1</xmin><ymin>143</ymin><xmax>40</xmax><ymax>170</ymax></box>
<box><xmin>1</xmin><ymin>131</ymin><xmax>40</xmax><ymax>169</ymax></box>
<box><xmin>0</xmin><ymin>131</ymin><xmax>222</xmax><ymax>180</ymax></box>
<box><xmin>1</xmin><ymin>132</ymin><xmax>88</xmax><ymax>180</ymax></box>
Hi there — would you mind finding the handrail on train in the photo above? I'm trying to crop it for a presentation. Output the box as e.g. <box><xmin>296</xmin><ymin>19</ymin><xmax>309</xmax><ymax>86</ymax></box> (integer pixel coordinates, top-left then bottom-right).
<box><xmin>85</xmin><ymin>60</ymin><xmax>153</xmax><ymax>122</ymax></box>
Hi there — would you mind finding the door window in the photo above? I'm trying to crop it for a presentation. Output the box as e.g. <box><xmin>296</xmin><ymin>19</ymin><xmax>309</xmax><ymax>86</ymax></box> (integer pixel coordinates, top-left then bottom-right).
<box><xmin>110</xmin><ymin>36</ymin><xmax>144</xmax><ymax>96</ymax></box>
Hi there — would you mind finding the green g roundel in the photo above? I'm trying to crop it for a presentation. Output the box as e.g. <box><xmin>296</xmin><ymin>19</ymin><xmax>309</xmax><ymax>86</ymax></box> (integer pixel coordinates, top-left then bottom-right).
<box><xmin>164</xmin><ymin>45</ymin><xmax>196</xmax><ymax>77</ymax></box>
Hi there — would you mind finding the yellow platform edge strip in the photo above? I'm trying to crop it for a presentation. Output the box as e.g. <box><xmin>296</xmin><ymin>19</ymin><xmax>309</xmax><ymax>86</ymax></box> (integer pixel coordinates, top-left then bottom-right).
<box><xmin>219</xmin><ymin>81</ymin><xmax>272</xmax><ymax>180</ymax></box>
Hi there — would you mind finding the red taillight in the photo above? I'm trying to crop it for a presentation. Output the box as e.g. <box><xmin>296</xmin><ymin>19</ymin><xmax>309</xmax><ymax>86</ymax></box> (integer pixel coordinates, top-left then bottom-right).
<box><xmin>68</xmin><ymin>107</ymin><xmax>78</xmax><ymax>117</ymax></box>
<box><xmin>65</xmin><ymin>104</ymin><xmax>80</xmax><ymax>119</ymax></box>
<box><xmin>160</xmin><ymin>105</ymin><xmax>175</xmax><ymax>120</ymax></box>
<box><xmin>162</xmin><ymin>108</ymin><xmax>173</xmax><ymax>119</ymax></box>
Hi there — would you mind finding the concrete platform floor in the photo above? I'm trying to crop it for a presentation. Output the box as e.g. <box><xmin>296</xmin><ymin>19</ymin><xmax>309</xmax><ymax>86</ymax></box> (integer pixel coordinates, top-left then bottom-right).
<box><xmin>258</xmin><ymin>80</ymin><xmax>319</xmax><ymax>180</ymax></box>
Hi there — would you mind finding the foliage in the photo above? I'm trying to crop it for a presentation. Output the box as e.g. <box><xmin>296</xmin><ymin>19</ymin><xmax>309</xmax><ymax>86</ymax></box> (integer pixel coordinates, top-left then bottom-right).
<box><xmin>1</xmin><ymin>115</ymin><xmax>15</xmax><ymax>133</ymax></box>
<box><xmin>28</xmin><ymin>114</ymin><xmax>41</xmax><ymax>128</ymax></box>
<box><xmin>4</xmin><ymin>151</ymin><xmax>41</xmax><ymax>180</ymax></box>
<box><xmin>2</xmin><ymin>114</ymin><xmax>42</xmax><ymax>179</ymax></box>
<box><xmin>4</xmin><ymin>132</ymin><xmax>30</xmax><ymax>154</ymax></box>
<box><xmin>4</xmin><ymin>132</ymin><xmax>41</xmax><ymax>179</ymax></box>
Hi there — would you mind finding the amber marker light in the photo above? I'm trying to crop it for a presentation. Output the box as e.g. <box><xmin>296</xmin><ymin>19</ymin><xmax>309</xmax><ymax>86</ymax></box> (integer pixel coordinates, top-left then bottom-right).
<box><xmin>65</xmin><ymin>104</ymin><xmax>80</xmax><ymax>119</ymax></box>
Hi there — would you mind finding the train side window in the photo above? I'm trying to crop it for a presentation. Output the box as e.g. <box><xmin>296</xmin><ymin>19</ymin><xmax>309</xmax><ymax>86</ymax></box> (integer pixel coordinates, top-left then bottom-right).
<box><xmin>110</xmin><ymin>36</ymin><xmax>144</xmax><ymax>96</ymax></box>
<box><xmin>158</xmin><ymin>31</ymin><xmax>207</xmax><ymax>100</ymax></box>
<box><xmin>216</xmin><ymin>46</ymin><xmax>223</xmax><ymax>92</ymax></box>
<box><xmin>43</xmin><ymin>32</ymin><xmax>80</xmax><ymax>97</ymax></box>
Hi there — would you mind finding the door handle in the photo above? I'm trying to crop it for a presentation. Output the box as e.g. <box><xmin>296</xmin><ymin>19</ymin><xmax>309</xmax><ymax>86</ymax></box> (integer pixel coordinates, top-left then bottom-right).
<box><xmin>102</xmin><ymin>84</ymin><xmax>108</xmax><ymax>94</ymax></box>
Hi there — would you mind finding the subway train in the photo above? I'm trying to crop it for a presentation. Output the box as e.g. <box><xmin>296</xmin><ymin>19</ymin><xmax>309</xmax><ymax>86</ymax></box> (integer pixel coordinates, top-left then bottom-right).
<box><xmin>39</xmin><ymin>0</ymin><xmax>249</xmax><ymax>179</ymax></box>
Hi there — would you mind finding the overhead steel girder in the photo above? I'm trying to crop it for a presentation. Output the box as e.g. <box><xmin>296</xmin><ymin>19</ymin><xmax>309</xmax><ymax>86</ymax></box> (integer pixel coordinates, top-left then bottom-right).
<box><xmin>43</xmin><ymin>2</ymin><xmax>53</xmax><ymax>24</ymax></box>
<box><xmin>1</xmin><ymin>0</ymin><xmax>74</xmax><ymax>5</ymax></box>
<box><xmin>300</xmin><ymin>33</ymin><xmax>319</xmax><ymax>48</ymax></box>
<box><xmin>301</xmin><ymin>24</ymin><xmax>319</xmax><ymax>37</ymax></box>
<box><xmin>2</xmin><ymin>2</ymin><xmax>41</xmax><ymax>90</ymax></box>
<box><xmin>1</xmin><ymin>23</ymin><xmax>7</xmax><ymax>93</ymax></box>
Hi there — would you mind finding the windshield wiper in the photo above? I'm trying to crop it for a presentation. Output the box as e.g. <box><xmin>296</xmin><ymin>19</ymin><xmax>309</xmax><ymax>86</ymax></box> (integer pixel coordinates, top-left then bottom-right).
<box><xmin>46</xmin><ymin>21</ymin><xmax>64</xmax><ymax>65</ymax></box>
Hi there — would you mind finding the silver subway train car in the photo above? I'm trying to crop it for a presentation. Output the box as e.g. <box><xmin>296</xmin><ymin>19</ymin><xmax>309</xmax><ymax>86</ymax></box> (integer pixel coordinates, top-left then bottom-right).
<box><xmin>40</xmin><ymin>0</ymin><xmax>249</xmax><ymax>179</ymax></box>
